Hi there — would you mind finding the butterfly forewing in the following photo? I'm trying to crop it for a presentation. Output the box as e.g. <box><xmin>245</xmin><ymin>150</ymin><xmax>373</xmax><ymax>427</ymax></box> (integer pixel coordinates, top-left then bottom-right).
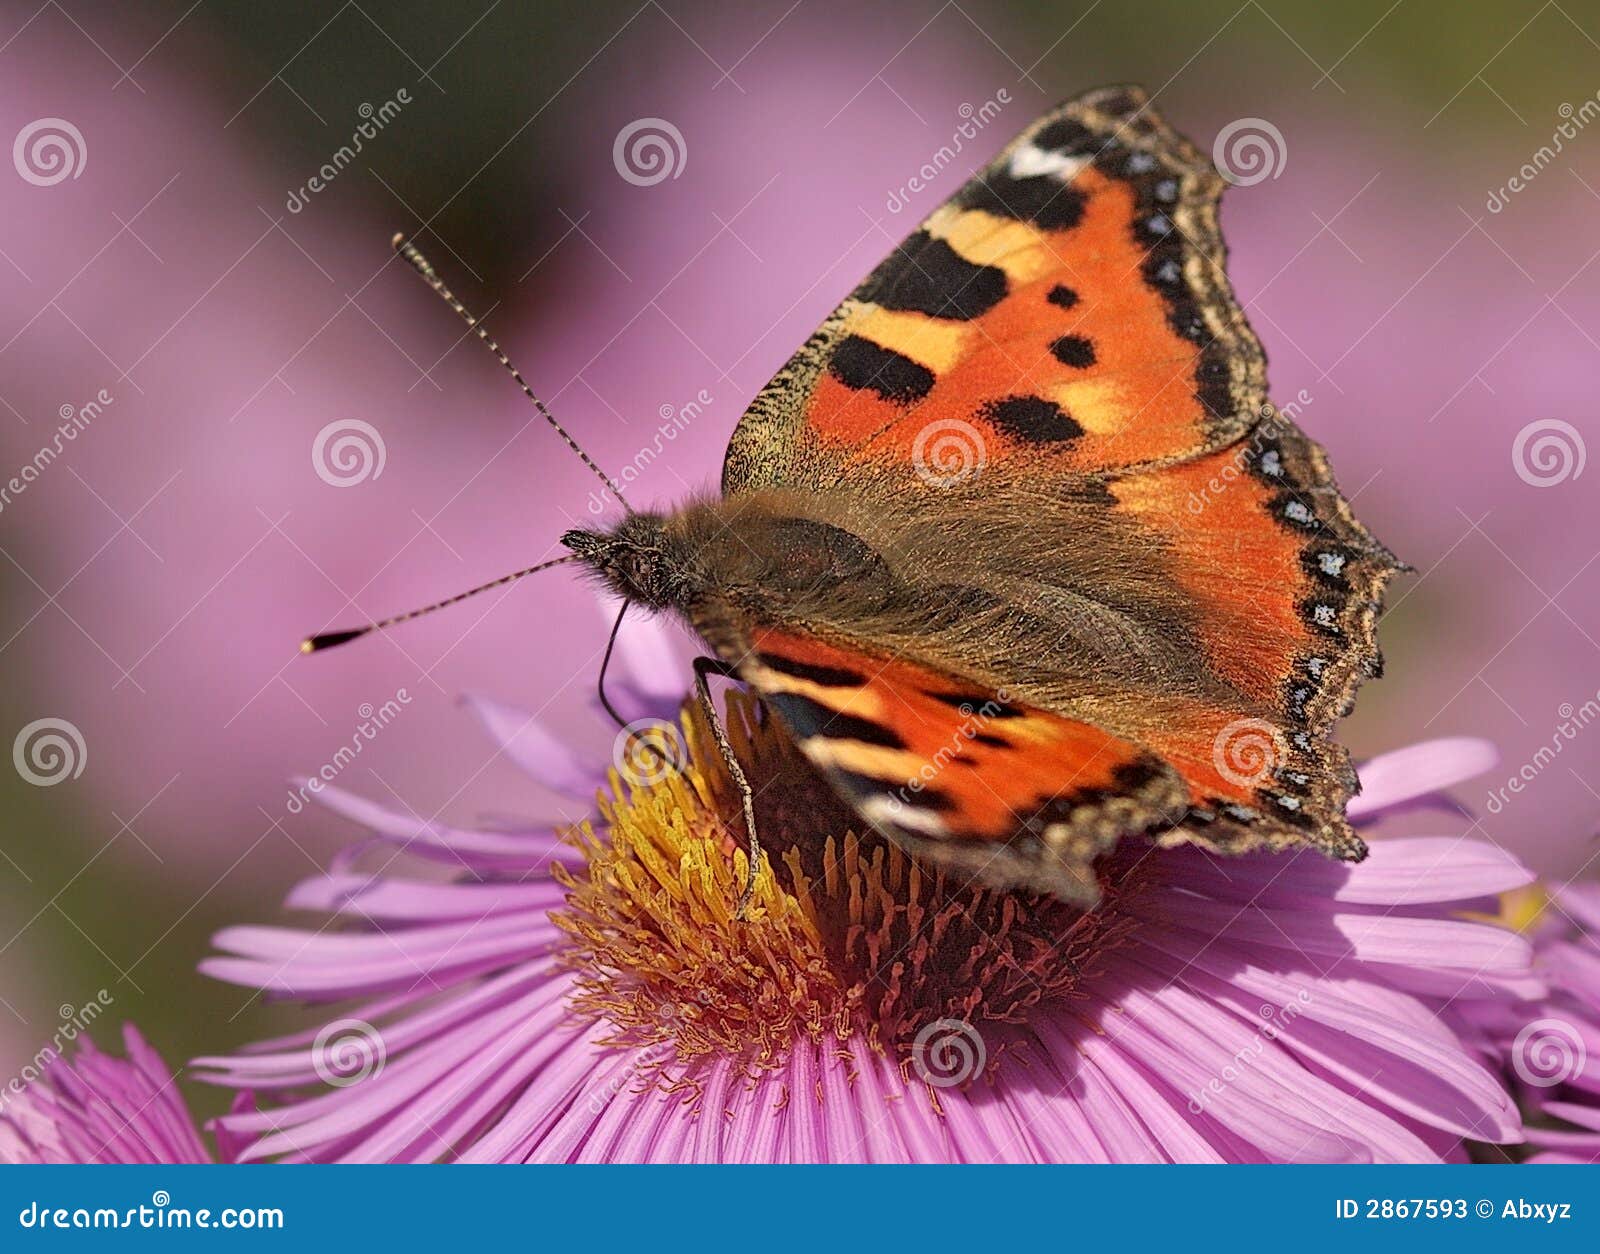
<box><xmin>722</xmin><ymin>85</ymin><xmax>1267</xmax><ymax>496</ymax></box>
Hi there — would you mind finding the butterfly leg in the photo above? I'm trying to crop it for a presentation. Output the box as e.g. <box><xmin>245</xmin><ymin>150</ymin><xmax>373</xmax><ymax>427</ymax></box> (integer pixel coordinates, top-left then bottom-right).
<box><xmin>693</xmin><ymin>655</ymin><xmax>762</xmax><ymax>920</ymax></box>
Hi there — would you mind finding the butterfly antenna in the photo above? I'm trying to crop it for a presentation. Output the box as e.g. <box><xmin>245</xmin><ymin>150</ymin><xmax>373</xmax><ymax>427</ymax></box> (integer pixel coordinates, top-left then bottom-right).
<box><xmin>391</xmin><ymin>233</ymin><xmax>629</xmax><ymax>511</ymax></box>
<box><xmin>595</xmin><ymin>600</ymin><xmax>632</xmax><ymax>730</ymax></box>
<box><xmin>300</xmin><ymin>554</ymin><xmax>579</xmax><ymax>654</ymax></box>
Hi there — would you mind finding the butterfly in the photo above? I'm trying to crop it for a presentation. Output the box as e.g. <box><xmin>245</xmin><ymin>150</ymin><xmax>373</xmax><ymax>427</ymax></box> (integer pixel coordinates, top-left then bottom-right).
<box><xmin>312</xmin><ymin>86</ymin><xmax>1401</xmax><ymax>909</ymax></box>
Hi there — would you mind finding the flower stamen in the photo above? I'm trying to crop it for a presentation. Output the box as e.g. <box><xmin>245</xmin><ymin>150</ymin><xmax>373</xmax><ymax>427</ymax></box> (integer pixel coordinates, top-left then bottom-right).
<box><xmin>555</xmin><ymin>693</ymin><xmax>1129</xmax><ymax>1076</ymax></box>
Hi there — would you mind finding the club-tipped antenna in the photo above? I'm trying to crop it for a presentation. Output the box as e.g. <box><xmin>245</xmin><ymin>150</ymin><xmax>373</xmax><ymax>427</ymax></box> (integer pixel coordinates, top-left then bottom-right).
<box><xmin>391</xmin><ymin>233</ymin><xmax>629</xmax><ymax>511</ymax></box>
<box><xmin>300</xmin><ymin>554</ymin><xmax>579</xmax><ymax>654</ymax></box>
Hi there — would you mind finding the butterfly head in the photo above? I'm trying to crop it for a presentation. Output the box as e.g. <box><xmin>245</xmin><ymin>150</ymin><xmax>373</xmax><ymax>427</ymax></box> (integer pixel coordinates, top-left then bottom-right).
<box><xmin>561</xmin><ymin>514</ymin><xmax>689</xmax><ymax>609</ymax></box>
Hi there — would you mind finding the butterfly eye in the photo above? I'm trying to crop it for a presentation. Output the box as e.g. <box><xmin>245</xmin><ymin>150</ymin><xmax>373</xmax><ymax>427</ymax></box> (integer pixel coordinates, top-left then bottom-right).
<box><xmin>612</xmin><ymin>549</ymin><xmax>670</xmax><ymax>603</ymax></box>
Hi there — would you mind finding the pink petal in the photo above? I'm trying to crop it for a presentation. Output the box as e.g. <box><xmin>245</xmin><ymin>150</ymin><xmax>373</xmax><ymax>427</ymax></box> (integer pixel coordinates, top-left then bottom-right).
<box><xmin>1349</xmin><ymin>737</ymin><xmax>1498</xmax><ymax>817</ymax></box>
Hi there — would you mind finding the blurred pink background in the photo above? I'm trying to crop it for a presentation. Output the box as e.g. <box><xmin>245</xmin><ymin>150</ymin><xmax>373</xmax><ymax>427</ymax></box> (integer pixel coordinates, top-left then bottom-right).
<box><xmin>1</xmin><ymin>0</ymin><xmax>1597</xmax><ymax>1080</ymax></box>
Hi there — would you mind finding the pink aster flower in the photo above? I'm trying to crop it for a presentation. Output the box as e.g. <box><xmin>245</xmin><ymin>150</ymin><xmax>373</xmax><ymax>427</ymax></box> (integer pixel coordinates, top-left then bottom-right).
<box><xmin>191</xmin><ymin>624</ymin><xmax>1534</xmax><ymax>1163</ymax></box>
<box><xmin>0</xmin><ymin>1024</ymin><xmax>233</xmax><ymax>1164</ymax></box>
<box><xmin>1468</xmin><ymin>883</ymin><xmax>1600</xmax><ymax>1163</ymax></box>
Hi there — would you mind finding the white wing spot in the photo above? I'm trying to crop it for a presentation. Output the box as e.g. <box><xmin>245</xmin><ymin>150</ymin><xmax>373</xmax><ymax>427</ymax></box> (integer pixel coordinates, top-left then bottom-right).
<box><xmin>1009</xmin><ymin>144</ymin><xmax>1090</xmax><ymax>181</ymax></box>
<box><xmin>860</xmin><ymin>795</ymin><xmax>949</xmax><ymax>837</ymax></box>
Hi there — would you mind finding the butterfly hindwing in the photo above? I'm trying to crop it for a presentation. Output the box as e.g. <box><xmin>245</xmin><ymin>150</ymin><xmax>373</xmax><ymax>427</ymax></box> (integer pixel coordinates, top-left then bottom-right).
<box><xmin>722</xmin><ymin>84</ymin><xmax>1265</xmax><ymax>495</ymax></box>
<box><xmin>1107</xmin><ymin>410</ymin><xmax>1398</xmax><ymax>856</ymax></box>
<box><xmin>719</xmin><ymin>625</ymin><xmax>1188</xmax><ymax>904</ymax></box>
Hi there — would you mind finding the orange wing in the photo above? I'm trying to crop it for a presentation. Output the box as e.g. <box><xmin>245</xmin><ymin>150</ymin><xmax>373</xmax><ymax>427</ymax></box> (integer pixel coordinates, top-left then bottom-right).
<box><xmin>730</xmin><ymin>627</ymin><xmax>1188</xmax><ymax>904</ymax></box>
<box><xmin>1106</xmin><ymin>412</ymin><xmax>1399</xmax><ymax>851</ymax></box>
<box><xmin>722</xmin><ymin>85</ymin><xmax>1265</xmax><ymax>494</ymax></box>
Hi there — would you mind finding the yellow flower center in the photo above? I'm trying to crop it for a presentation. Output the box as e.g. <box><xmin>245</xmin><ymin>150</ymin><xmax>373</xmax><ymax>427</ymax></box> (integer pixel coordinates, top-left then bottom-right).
<box><xmin>554</xmin><ymin>693</ymin><xmax>1139</xmax><ymax>1073</ymax></box>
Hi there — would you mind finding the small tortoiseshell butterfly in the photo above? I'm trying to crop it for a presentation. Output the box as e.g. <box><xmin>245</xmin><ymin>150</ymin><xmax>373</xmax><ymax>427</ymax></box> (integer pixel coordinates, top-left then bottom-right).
<box><xmin>309</xmin><ymin>86</ymin><xmax>1402</xmax><ymax>909</ymax></box>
